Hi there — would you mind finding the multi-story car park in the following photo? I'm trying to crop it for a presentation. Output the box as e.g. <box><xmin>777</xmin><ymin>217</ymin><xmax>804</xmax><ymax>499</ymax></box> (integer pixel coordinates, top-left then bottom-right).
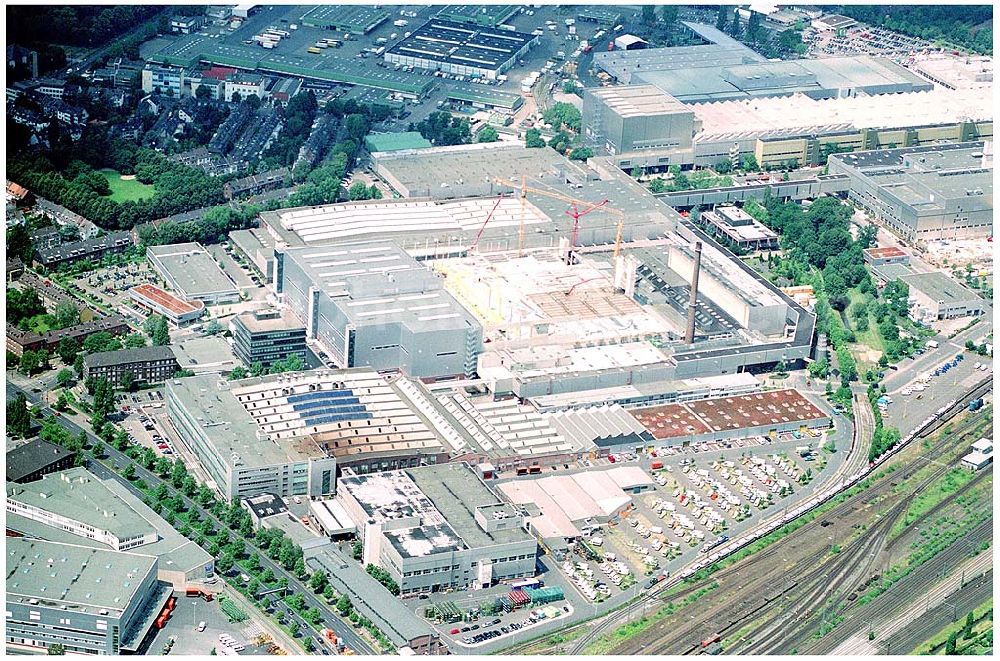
<box><xmin>384</xmin><ymin>19</ymin><xmax>537</xmax><ymax>81</ymax></box>
<box><xmin>147</xmin><ymin>242</ymin><xmax>241</xmax><ymax>305</ymax></box>
<box><xmin>827</xmin><ymin>142</ymin><xmax>993</xmax><ymax>241</ymax></box>
<box><xmin>5</xmin><ymin>537</ymin><xmax>167</xmax><ymax>655</ymax></box>
<box><xmin>6</xmin><ymin>467</ymin><xmax>216</xmax><ymax>590</ymax></box>
<box><xmin>166</xmin><ymin>369</ymin><xmax>454</xmax><ymax>500</ymax></box>
<box><xmin>337</xmin><ymin>463</ymin><xmax>538</xmax><ymax>595</ymax></box>
<box><xmin>231</xmin><ymin>309</ymin><xmax>308</xmax><ymax>368</ymax></box>
<box><xmin>83</xmin><ymin>346</ymin><xmax>180</xmax><ymax>389</ymax></box>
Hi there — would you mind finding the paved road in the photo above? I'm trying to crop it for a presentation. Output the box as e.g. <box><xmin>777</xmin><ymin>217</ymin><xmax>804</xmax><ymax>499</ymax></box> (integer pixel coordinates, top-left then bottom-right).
<box><xmin>8</xmin><ymin>383</ymin><xmax>374</xmax><ymax>656</ymax></box>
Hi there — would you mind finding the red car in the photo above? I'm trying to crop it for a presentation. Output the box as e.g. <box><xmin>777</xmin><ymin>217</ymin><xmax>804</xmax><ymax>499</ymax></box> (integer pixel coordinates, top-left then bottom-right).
<box><xmin>608</xmin><ymin>454</ymin><xmax>616</xmax><ymax>463</ymax></box>
<box><xmin>449</xmin><ymin>628</ymin><xmax>460</xmax><ymax>635</ymax></box>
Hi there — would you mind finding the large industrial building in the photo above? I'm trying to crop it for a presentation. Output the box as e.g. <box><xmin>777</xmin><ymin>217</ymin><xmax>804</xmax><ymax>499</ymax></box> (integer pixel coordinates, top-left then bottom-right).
<box><xmin>165</xmin><ymin>369</ymin><xmax>462</xmax><ymax>499</ymax></box>
<box><xmin>827</xmin><ymin>142</ymin><xmax>993</xmax><ymax>241</ymax></box>
<box><xmin>584</xmin><ymin>22</ymin><xmax>991</xmax><ymax>171</ymax></box>
<box><xmin>582</xmin><ymin>85</ymin><xmax>699</xmax><ymax>170</ymax></box>
<box><xmin>6</xmin><ymin>538</ymin><xmax>168</xmax><ymax>655</ymax></box>
<box><xmin>276</xmin><ymin>241</ymin><xmax>482</xmax><ymax>378</ymax></box>
<box><xmin>383</xmin><ymin>19</ymin><xmax>537</xmax><ymax>80</ymax></box>
<box><xmin>337</xmin><ymin>463</ymin><xmax>538</xmax><ymax>595</ymax></box>
<box><xmin>900</xmin><ymin>272</ymin><xmax>985</xmax><ymax>322</ymax></box>
<box><xmin>6</xmin><ymin>467</ymin><xmax>215</xmax><ymax>589</ymax></box>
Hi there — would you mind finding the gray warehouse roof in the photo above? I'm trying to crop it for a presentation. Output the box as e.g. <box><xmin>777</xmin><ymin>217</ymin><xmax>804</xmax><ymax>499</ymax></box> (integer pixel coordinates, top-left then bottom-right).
<box><xmin>386</xmin><ymin>19</ymin><xmax>534</xmax><ymax>70</ymax></box>
<box><xmin>8</xmin><ymin>468</ymin><xmax>154</xmax><ymax>541</ymax></box>
<box><xmin>7</xmin><ymin>537</ymin><xmax>156</xmax><ymax>617</ymax></box>
<box><xmin>282</xmin><ymin>241</ymin><xmax>478</xmax><ymax>334</ymax></box>
<box><xmin>147</xmin><ymin>242</ymin><xmax>239</xmax><ymax>300</ymax></box>
<box><xmin>900</xmin><ymin>272</ymin><xmax>981</xmax><ymax>304</ymax></box>
<box><xmin>586</xmin><ymin>85</ymin><xmax>691</xmax><ymax>118</ymax></box>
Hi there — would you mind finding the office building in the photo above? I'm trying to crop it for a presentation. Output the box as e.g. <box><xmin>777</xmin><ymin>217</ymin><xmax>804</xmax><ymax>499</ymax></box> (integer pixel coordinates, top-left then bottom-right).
<box><xmin>6</xmin><ymin>467</ymin><xmax>215</xmax><ymax>589</ymax></box>
<box><xmin>6</xmin><ymin>439</ymin><xmax>76</xmax><ymax>484</ymax></box>
<box><xmin>827</xmin><ymin>142</ymin><xmax>993</xmax><ymax>241</ymax></box>
<box><xmin>232</xmin><ymin>309</ymin><xmax>307</xmax><ymax>368</ymax></box>
<box><xmin>277</xmin><ymin>241</ymin><xmax>482</xmax><ymax>379</ymax></box>
<box><xmin>141</xmin><ymin>64</ymin><xmax>185</xmax><ymax>96</ymax></box>
<box><xmin>83</xmin><ymin>346</ymin><xmax>179</xmax><ymax>389</ymax></box>
<box><xmin>582</xmin><ymin>85</ymin><xmax>698</xmax><ymax>170</ymax></box>
<box><xmin>337</xmin><ymin>463</ymin><xmax>538</xmax><ymax>595</ymax></box>
<box><xmin>699</xmin><ymin>206</ymin><xmax>779</xmax><ymax>251</ymax></box>
<box><xmin>6</xmin><ymin>538</ymin><xmax>166</xmax><ymax>655</ymax></box>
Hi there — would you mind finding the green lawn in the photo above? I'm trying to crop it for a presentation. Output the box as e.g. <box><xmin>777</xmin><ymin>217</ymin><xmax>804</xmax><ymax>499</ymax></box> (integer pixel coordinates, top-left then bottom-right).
<box><xmin>99</xmin><ymin>169</ymin><xmax>155</xmax><ymax>202</ymax></box>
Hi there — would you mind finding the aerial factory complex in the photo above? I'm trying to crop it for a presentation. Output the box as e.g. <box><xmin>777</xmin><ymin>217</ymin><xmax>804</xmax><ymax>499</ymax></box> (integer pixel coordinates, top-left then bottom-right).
<box><xmin>5</xmin><ymin>2</ymin><xmax>994</xmax><ymax>658</ymax></box>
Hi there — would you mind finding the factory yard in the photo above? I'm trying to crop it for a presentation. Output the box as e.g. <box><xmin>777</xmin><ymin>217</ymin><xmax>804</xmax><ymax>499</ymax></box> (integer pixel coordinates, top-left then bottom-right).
<box><xmin>421</xmin><ymin>426</ymin><xmax>843</xmax><ymax>653</ymax></box>
<box><xmin>580</xmin><ymin>402</ymin><xmax>992</xmax><ymax>656</ymax></box>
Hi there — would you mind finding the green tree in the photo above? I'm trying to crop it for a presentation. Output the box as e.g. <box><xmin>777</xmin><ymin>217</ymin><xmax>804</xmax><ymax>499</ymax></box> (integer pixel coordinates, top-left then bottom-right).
<box><xmin>120</xmin><ymin>370</ymin><xmax>136</xmax><ymax>392</ymax></box>
<box><xmin>7</xmin><ymin>223</ymin><xmax>36</xmax><ymax>263</ymax></box>
<box><xmin>229</xmin><ymin>365</ymin><xmax>248</xmax><ymax>380</ymax></box>
<box><xmin>53</xmin><ymin>301</ymin><xmax>80</xmax><ymax>329</ymax></box>
<box><xmin>122</xmin><ymin>462</ymin><xmax>136</xmax><ymax>480</ymax></box>
<box><xmin>323</xmin><ymin>583</ymin><xmax>336</xmax><ymax>602</ymax></box>
<box><xmin>303</xmin><ymin>638</ymin><xmax>313</xmax><ymax>652</ymax></box>
<box><xmin>641</xmin><ymin>5</ymin><xmax>656</xmax><ymax>24</ymax></box>
<box><xmin>569</xmin><ymin>147</ymin><xmax>593</xmax><ymax>161</ymax></box>
<box><xmin>542</xmin><ymin>102</ymin><xmax>582</xmax><ymax>132</ymax></box>
<box><xmin>47</xmin><ymin>643</ymin><xmax>66</xmax><ymax>655</ymax></box>
<box><xmin>963</xmin><ymin>610</ymin><xmax>975</xmax><ymax>638</ymax></box>
<box><xmin>7</xmin><ymin>394</ymin><xmax>32</xmax><ymax>438</ymax></box>
<box><xmin>715</xmin><ymin>5</ymin><xmax>729</xmax><ymax>32</ymax></box>
<box><xmin>946</xmin><ymin>631</ymin><xmax>958</xmax><ymax>655</ymax></box>
<box><xmin>740</xmin><ymin>154</ymin><xmax>759</xmax><ymax>172</ymax></box>
<box><xmin>123</xmin><ymin>333</ymin><xmax>147</xmax><ymax>348</ymax></box>
<box><xmin>56</xmin><ymin>368</ymin><xmax>75</xmax><ymax>388</ymax></box>
<box><xmin>310</xmin><ymin>570</ymin><xmax>329</xmax><ymax>593</ymax></box>
<box><xmin>477</xmin><ymin>125</ymin><xmax>499</xmax><ymax>143</ymax></box>
<box><xmin>648</xmin><ymin>177</ymin><xmax>666</xmax><ymax>194</ymax></box>
<box><xmin>660</xmin><ymin>5</ymin><xmax>679</xmax><ymax>26</ymax></box>
<box><xmin>146</xmin><ymin>315</ymin><xmax>170</xmax><ymax>346</ymax></box>
<box><xmin>57</xmin><ymin>337</ymin><xmax>81</xmax><ymax>365</ymax></box>
<box><xmin>524</xmin><ymin>128</ymin><xmax>545</xmax><ymax>148</ymax></box>
<box><xmin>336</xmin><ymin>594</ymin><xmax>352</xmax><ymax>615</ymax></box>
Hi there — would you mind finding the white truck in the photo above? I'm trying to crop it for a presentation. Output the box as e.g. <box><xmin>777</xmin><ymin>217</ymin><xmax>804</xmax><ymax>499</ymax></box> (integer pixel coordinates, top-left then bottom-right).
<box><xmin>926</xmin><ymin>340</ymin><xmax>940</xmax><ymax>349</ymax></box>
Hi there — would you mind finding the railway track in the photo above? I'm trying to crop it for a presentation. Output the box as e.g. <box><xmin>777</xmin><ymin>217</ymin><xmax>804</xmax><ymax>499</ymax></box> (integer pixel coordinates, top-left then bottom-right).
<box><xmin>882</xmin><ymin>569</ymin><xmax>993</xmax><ymax>654</ymax></box>
<box><xmin>735</xmin><ymin>466</ymin><xmax>993</xmax><ymax>655</ymax></box>
<box><xmin>586</xmin><ymin>403</ymin><xmax>990</xmax><ymax>655</ymax></box>
<box><xmin>561</xmin><ymin>380</ymin><xmax>990</xmax><ymax>655</ymax></box>
<box><xmin>803</xmin><ymin>515</ymin><xmax>993</xmax><ymax>655</ymax></box>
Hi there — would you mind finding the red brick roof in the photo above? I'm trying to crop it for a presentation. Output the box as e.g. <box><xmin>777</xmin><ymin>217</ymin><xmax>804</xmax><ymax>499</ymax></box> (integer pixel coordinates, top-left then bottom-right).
<box><xmin>131</xmin><ymin>283</ymin><xmax>203</xmax><ymax>316</ymax></box>
<box><xmin>632</xmin><ymin>389</ymin><xmax>828</xmax><ymax>439</ymax></box>
<box><xmin>202</xmin><ymin>66</ymin><xmax>236</xmax><ymax>81</ymax></box>
<box><xmin>6</xmin><ymin>181</ymin><xmax>29</xmax><ymax>199</ymax></box>
<box><xmin>864</xmin><ymin>246</ymin><xmax>907</xmax><ymax>259</ymax></box>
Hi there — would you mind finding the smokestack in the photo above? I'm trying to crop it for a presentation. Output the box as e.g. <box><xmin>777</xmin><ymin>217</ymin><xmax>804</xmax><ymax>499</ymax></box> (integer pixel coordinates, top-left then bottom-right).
<box><xmin>684</xmin><ymin>241</ymin><xmax>702</xmax><ymax>345</ymax></box>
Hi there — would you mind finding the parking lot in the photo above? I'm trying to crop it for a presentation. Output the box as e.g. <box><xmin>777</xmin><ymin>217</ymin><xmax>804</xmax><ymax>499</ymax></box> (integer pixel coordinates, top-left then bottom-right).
<box><xmin>558</xmin><ymin>446</ymin><xmax>823</xmax><ymax>603</ymax></box>
<box><xmin>808</xmin><ymin>23</ymin><xmax>933</xmax><ymax>58</ymax></box>
<box><xmin>416</xmin><ymin>583</ymin><xmax>574</xmax><ymax>649</ymax></box>
<box><xmin>147</xmin><ymin>592</ymin><xmax>268</xmax><ymax>656</ymax></box>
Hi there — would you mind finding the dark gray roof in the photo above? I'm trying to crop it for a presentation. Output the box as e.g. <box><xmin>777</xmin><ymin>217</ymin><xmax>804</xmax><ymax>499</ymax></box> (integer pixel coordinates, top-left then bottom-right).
<box><xmin>6</xmin><ymin>439</ymin><xmax>75</xmax><ymax>482</ymax></box>
<box><xmin>83</xmin><ymin>345</ymin><xmax>177</xmax><ymax>369</ymax></box>
<box><xmin>242</xmin><ymin>492</ymin><xmax>288</xmax><ymax>519</ymax></box>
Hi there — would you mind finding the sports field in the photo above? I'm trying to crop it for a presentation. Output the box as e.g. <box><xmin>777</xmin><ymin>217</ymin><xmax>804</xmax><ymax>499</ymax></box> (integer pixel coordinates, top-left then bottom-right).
<box><xmin>100</xmin><ymin>169</ymin><xmax>156</xmax><ymax>202</ymax></box>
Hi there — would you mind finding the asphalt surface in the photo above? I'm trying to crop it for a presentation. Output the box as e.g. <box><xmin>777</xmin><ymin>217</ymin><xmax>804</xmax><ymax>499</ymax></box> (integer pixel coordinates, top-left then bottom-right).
<box><xmin>7</xmin><ymin>382</ymin><xmax>374</xmax><ymax>656</ymax></box>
